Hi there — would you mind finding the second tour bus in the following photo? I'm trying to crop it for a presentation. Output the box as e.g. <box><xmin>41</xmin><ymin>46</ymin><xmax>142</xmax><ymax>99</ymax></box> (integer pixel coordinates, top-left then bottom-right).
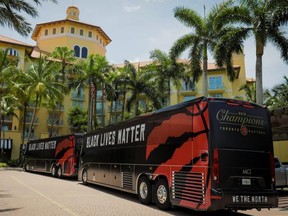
<box><xmin>24</xmin><ymin>133</ymin><xmax>83</xmax><ymax>178</ymax></box>
<box><xmin>78</xmin><ymin>97</ymin><xmax>278</xmax><ymax>211</ymax></box>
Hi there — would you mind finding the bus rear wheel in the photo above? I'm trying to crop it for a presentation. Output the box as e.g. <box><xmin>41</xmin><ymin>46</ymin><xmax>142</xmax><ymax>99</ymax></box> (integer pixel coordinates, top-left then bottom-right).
<box><xmin>51</xmin><ymin>166</ymin><xmax>57</xmax><ymax>177</ymax></box>
<box><xmin>82</xmin><ymin>169</ymin><xmax>88</xmax><ymax>184</ymax></box>
<box><xmin>57</xmin><ymin>166</ymin><xmax>62</xmax><ymax>178</ymax></box>
<box><xmin>154</xmin><ymin>179</ymin><xmax>171</xmax><ymax>210</ymax></box>
<box><xmin>137</xmin><ymin>176</ymin><xmax>152</xmax><ymax>205</ymax></box>
<box><xmin>24</xmin><ymin>163</ymin><xmax>29</xmax><ymax>172</ymax></box>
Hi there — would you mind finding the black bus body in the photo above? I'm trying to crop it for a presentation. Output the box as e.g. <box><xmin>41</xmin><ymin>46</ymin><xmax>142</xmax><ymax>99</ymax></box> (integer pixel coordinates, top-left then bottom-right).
<box><xmin>24</xmin><ymin>133</ymin><xmax>83</xmax><ymax>178</ymax></box>
<box><xmin>78</xmin><ymin>97</ymin><xmax>278</xmax><ymax>211</ymax></box>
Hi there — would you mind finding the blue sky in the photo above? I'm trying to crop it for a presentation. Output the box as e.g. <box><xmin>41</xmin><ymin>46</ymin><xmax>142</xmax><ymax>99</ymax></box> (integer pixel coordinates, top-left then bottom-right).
<box><xmin>2</xmin><ymin>0</ymin><xmax>288</xmax><ymax>89</ymax></box>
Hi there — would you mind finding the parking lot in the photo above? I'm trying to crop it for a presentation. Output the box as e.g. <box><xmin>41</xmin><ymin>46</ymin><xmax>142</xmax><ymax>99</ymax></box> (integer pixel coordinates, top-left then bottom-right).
<box><xmin>0</xmin><ymin>168</ymin><xmax>287</xmax><ymax>216</ymax></box>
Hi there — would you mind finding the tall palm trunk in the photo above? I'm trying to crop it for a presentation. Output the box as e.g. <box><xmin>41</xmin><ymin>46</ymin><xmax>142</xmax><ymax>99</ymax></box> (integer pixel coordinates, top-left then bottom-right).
<box><xmin>167</xmin><ymin>79</ymin><xmax>171</xmax><ymax>106</ymax></box>
<box><xmin>54</xmin><ymin>62</ymin><xmax>66</xmax><ymax>136</ymax></box>
<box><xmin>256</xmin><ymin>41</ymin><xmax>264</xmax><ymax>105</ymax></box>
<box><xmin>101</xmin><ymin>84</ymin><xmax>105</xmax><ymax>127</ymax></box>
<box><xmin>114</xmin><ymin>100</ymin><xmax>118</xmax><ymax>123</ymax></box>
<box><xmin>88</xmin><ymin>97</ymin><xmax>91</xmax><ymax>132</ymax></box>
<box><xmin>134</xmin><ymin>93</ymin><xmax>139</xmax><ymax>116</ymax></box>
<box><xmin>121</xmin><ymin>88</ymin><xmax>126</xmax><ymax>121</ymax></box>
<box><xmin>101</xmin><ymin>100</ymin><xmax>105</xmax><ymax>127</ymax></box>
<box><xmin>88</xmin><ymin>80</ymin><xmax>92</xmax><ymax>132</ymax></box>
<box><xmin>109</xmin><ymin>100</ymin><xmax>113</xmax><ymax>125</ymax></box>
<box><xmin>21</xmin><ymin>104</ymin><xmax>27</xmax><ymax>145</ymax></box>
<box><xmin>256</xmin><ymin>56</ymin><xmax>263</xmax><ymax>105</ymax></box>
<box><xmin>93</xmin><ymin>85</ymin><xmax>98</xmax><ymax>130</ymax></box>
<box><xmin>0</xmin><ymin>116</ymin><xmax>3</xmax><ymax>156</ymax></box>
<box><xmin>27</xmin><ymin>96</ymin><xmax>39</xmax><ymax>141</ymax></box>
<box><xmin>203</xmin><ymin>43</ymin><xmax>208</xmax><ymax>97</ymax></box>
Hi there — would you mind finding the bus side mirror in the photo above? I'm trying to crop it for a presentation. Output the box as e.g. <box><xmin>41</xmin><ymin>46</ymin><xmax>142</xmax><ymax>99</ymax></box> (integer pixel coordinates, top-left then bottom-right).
<box><xmin>274</xmin><ymin>161</ymin><xmax>281</xmax><ymax>168</ymax></box>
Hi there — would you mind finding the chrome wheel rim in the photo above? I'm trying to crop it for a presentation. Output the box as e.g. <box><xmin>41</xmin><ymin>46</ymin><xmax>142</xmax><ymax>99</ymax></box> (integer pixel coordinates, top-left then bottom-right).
<box><xmin>82</xmin><ymin>171</ymin><xmax>87</xmax><ymax>182</ymax></box>
<box><xmin>157</xmin><ymin>185</ymin><xmax>167</xmax><ymax>204</ymax></box>
<box><xmin>52</xmin><ymin>167</ymin><xmax>56</xmax><ymax>175</ymax></box>
<box><xmin>139</xmin><ymin>182</ymin><xmax>148</xmax><ymax>199</ymax></box>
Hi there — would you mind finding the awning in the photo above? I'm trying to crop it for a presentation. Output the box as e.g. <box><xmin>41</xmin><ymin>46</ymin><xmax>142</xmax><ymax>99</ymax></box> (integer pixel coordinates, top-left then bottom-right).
<box><xmin>0</xmin><ymin>139</ymin><xmax>12</xmax><ymax>149</ymax></box>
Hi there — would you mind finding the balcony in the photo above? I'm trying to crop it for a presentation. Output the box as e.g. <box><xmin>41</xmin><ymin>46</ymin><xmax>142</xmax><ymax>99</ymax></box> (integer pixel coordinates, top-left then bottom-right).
<box><xmin>71</xmin><ymin>92</ymin><xmax>85</xmax><ymax>100</ymax></box>
<box><xmin>23</xmin><ymin>117</ymin><xmax>39</xmax><ymax>124</ymax></box>
<box><xmin>179</xmin><ymin>82</ymin><xmax>197</xmax><ymax>95</ymax></box>
<box><xmin>48</xmin><ymin>104</ymin><xmax>64</xmax><ymax>111</ymax></box>
<box><xmin>47</xmin><ymin>119</ymin><xmax>64</xmax><ymax>126</ymax></box>
<box><xmin>3</xmin><ymin>116</ymin><xmax>13</xmax><ymax>122</ymax></box>
<box><xmin>108</xmin><ymin>103</ymin><xmax>123</xmax><ymax>113</ymax></box>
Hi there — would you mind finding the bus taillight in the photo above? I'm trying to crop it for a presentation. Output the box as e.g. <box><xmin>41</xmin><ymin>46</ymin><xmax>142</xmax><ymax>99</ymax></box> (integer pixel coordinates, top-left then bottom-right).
<box><xmin>270</xmin><ymin>152</ymin><xmax>275</xmax><ymax>184</ymax></box>
<box><xmin>213</xmin><ymin>148</ymin><xmax>220</xmax><ymax>183</ymax></box>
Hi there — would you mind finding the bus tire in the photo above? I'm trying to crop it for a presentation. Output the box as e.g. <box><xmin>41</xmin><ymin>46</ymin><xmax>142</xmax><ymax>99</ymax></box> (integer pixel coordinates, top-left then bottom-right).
<box><xmin>51</xmin><ymin>166</ymin><xmax>57</xmax><ymax>177</ymax></box>
<box><xmin>137</xmin><ymin>176</ymin><xmax>152</xmax><ymax>205</ymax></box>
<box><xmin>57</xmin><ymin>166</ymin><xmax>62</xmax><ymax>178</ymax></box>
<box><xmin>24</xmin><ymin>163</ymin><xmax>29</xmax><ymax>172</ymax></box>
<box><xmin>82</xmin><ymin>169</ymin><xmax>88</xmax><ymax>184</ymax></box>
<box><xmin>154</xmin><ymin>178</ymin><xmax>171</xmax><ymax>210</ymax></box>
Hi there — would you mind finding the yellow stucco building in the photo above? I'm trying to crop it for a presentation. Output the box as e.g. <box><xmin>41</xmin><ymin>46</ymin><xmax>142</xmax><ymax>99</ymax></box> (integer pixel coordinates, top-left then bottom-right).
<box><xmin>1</xmin><ymin>6</ymin><xmax>251</xmax><ymax>161</ymax></box>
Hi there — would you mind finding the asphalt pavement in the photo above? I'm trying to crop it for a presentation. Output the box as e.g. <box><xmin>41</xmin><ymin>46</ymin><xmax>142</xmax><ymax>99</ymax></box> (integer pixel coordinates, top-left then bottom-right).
<box><xmin>0</xmin><ymin>168</ymin><xmax>287</xmax><ymax>216</ymax></box>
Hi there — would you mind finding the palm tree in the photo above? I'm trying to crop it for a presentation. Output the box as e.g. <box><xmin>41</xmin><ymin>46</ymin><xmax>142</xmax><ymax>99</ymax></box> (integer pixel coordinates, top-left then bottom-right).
<box><xmin>17</xmin><ymin>56</ymin><xmax>66</xmax><ymax>141</ymax></box>
<box><xmin>0</xmin><ymin>48</ymin><xmax>18</xmax><ymax>143</ymax></box>
<box><xmin>0</xmin><ymin>48</ymin><xmax>18</xmax><ymax>93</ymax></box>
<box><xmin>0</xmin><ymin>95</ymin><xmax>19</xmax><ymax>140</ymax></box>
<box><xmin>0</xmin><ymin>95</ymin><xmax>18</xmax><ymax>159</ymax></box>
<box><xmin>69</xmin><ymin>54</ymin><xmax>112</xmax><ymax>131</ymax></box>
<box><xmin>0</xmin><ymin>0</ymin><xmax>57</xmax><ymax>36</ymax></box>
<box><xmin>264</xmin><ymin>76</ymin><xmax>288</xmax><ymax>110</ymax></box>
<box><xmin>149</xmin><ymin>49</ymin><xmax>185</xmax><ymax>106</ymax></box>
<box><xmin>51</xmin><ymin>46</ymin><xmax>75</xmax><ymax>83</ymax></box>
<box><xmin>239</xmin><ymin>82</ymin><xmax>256</xmax><ymax>103</ymax></box>
<box><xmin>50</xmin><ymin>47</ymin><xmax>75</xmax><ymax>136</ymax></box>
<box><xmin>9</xmin><ymin>80</ymin><xmax>30</xmax><ymax>145</ymax></box>
<box><xmin>214</xmin><ymin>0</ymin><xmax>288</xmax><ymax>105</ymax></box>
<box><xmin>105</xmin><ymin>71</ymin><xmax>119</xmax><ymax>125</ymax></box>
<box><xmin>170</xmin><ymin>1</ymin><xmax>234</xmax><ymax>97</ymax></box>
<box><xmin>119</xmin><ymin>60</ymin><xmax>161</xmax><ymax>117</ymax></box>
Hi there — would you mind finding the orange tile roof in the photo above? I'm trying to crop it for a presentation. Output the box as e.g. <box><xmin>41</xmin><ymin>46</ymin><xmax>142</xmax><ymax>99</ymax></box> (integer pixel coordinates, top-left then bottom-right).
<box><xmin>113</xmin><ymin>59</ymin><xmax>240</xmax><ymax>71</ymax></box>
<box><xmin>31</xmin><ymin>19</ymin><xmax>111</xmax><ymax>44</ymax></box>
<box><xmin>0</xmin><ymin>35</ymin><xmax>34</xmax><ymax>47</ymax></box>
<box><xmin>246</xmin><ymin>77</ymin><xmax>256</xmax><ymax>83</ymax></box>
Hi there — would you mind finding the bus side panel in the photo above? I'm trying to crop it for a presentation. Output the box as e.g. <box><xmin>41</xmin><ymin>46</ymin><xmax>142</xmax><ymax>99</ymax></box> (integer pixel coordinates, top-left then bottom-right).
<box><xmin>25</xmin><ymin>138</ymin><xmax>58</xmax><ymax>173</ymax></box>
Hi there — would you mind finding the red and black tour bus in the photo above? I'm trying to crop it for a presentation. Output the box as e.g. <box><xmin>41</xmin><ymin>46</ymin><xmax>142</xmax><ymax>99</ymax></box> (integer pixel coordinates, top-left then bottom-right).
<box><xmin>24</xmin><ymin>133</ymin><xmax>83</xmax><ymax>178</ymax></box>
<box><xmin>78</xmin><ymin>97</ymin><xmax>278</xmax><ymax>211</ymax></box>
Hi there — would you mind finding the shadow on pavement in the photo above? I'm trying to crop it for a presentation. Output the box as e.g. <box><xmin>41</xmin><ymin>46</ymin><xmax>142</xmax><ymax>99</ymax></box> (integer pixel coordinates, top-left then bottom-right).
<box><xmin>77</xmin><ymin>182</ymin><xmax>256</xmax><ymax>216</ymax></box>
<box><xmin>0</xmin><ymin>207</ymin><xmax>23</xmax><ymax>214</ymax></box>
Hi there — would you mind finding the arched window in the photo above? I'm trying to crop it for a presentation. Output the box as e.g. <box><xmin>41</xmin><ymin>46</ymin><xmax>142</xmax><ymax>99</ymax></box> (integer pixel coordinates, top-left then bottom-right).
<box><xmin>74</xmin><ymin>45</ymin><xmax>80</xmax><ymax>57</ymax></box>
<box><xmin>7</xmin><ymin>48</ymin><xmax>19</xmax><ymax>57</ymax></box>
<box><xmin>81</xmin><ymin>47</ymin><xmax>88</xmax><ymax>58</ymax></box>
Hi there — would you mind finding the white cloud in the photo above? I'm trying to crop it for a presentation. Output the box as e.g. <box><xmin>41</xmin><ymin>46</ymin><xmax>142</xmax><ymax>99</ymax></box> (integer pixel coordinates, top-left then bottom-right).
<box><xmin>123</xmin><ymin>5</ymin><xmax>141</xmax><ymax>13</ymax></box>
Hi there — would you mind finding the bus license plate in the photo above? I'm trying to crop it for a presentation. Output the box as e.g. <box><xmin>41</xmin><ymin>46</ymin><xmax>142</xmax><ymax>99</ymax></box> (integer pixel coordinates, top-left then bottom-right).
<box><xmin>242</xmin><ymin>178</ymin><xmax>251</xmax><ymax>185</ymax></box>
